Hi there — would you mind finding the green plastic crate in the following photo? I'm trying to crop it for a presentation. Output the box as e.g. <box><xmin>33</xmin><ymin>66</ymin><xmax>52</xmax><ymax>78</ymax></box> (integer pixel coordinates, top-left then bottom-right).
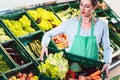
<box><xmin>37</xmin><ymin>48</ymin><xmax>105</xmax><ymax>80</ymax></box>
<box><xmin>69</xmin><ymin>1</ymin><xmax>80</xmax><ymax>9</ymax></box>
<box><xmin>95</xmin><ymin>10</ymin><xmax>108</xmax><ymax>17</ymax></box>
<box><xmin>0</xmin><ymin>20</ymin><xmax>13</xmax><ymax>43</ymax></box>
<box><xmin>109</xmin><ymin>28</ymin><xmax>120</xmax><ymax>47</ymax></box>
<box><xmin>104</xmin><ymin>9</ymin><xmax>117</xmax><ymax>18</ymax></box>
<box><xmin>5</xmin><ymin>62</ymin><xmax>41</xmax><ymax>80</ymax></box>
<box><xmin>0</xmin><ymin>44</ymin><xmax>17</xmax><ymax>74</ymax></box>
<box><xmin>0</xmin><ymin>74</ymin><xmax>7</xmax><ymax>80</ymax></box>
<box><xmin>50</xmin><ymin>4</ymin><xmax>70</xmax><ymax>13</ymax></box>
<box><xmin>1</xmin><ymin>40</ymin><xmax>31</xmax><ymax>66</ymax></box>
<box><xmin>16</xmin><ymin>30</ymin><xmax>57</xmax><ymax>61</ymax></box>
<box><xmin>0</xmin><ymin>11</ymin><xmax>40</xmax><ymax>38</ymax></box>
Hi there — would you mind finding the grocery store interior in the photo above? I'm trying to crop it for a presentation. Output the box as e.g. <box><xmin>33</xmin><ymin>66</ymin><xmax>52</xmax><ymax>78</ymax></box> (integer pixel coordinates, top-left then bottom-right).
<box><xmin>0</xmin><ymin>0</ymin><xmax>120</xmax><ymax>80</ymax></box>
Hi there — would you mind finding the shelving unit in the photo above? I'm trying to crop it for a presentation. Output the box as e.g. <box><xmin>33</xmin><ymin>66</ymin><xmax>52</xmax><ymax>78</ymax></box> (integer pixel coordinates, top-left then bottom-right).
<box><xmin>0</xmin><ymin>0</ymin><xmax>120</xmax><ymax>79</ymax></box>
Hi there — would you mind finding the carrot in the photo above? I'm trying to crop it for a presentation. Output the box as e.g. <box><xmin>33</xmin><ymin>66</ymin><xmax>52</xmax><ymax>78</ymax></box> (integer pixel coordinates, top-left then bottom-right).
<box><xmin>89</xmin><ymin>70</ymin><xmax>101</xmax><ymax>77</ymax></box>
<box><xmin>95</xmin><ymin>78</ymin><xmax>102</xmax><ymax>80</ymax></box>
<box><xmin>91</xmin><ymin>75</ymin><xmax>100</xmax><ymax>80</ymax></box>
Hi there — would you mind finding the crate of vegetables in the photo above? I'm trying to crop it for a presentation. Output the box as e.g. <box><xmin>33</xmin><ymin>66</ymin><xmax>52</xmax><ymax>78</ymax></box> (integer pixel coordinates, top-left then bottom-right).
<box><xmin>6</xmin><ymin>62</ymin><xmax>40</xmax><ymax>80</ymax></box>
<box><xmin>50</xmin><ymin>3</ymin><xmax>80</xmax><ymax>21</ymax></box>
<box><xmin>0</xmin><ymin>20</ymin><xmax>13</xmax><ymax>43</ymax></box>
<box><xmin>0</xmin><ymin>11</ymin><xmax>40</xmax><ymax>38</ymax></box>
<box><xmin>0</xmin><ymin>44</ymin><xmax>17</xmax><ymax>74</ymax></box>
<box><xmin>16</xmin><ymin>30</ymin><xmax>57</xmax><ymax>61</ymax></box>
<box><xmin>37</xmin><ymin>49</ymin><xmax>106</xmax><ymax>80</ymax></box>
<box><xmin>1</xmin><ymin>40</ymin><xmax>31</xmax><ymax>66</ymax></box>
<box><xmin>27</xmin><ymin>7</ymin><xmax>62</xmax><ymax>32</ymax></box>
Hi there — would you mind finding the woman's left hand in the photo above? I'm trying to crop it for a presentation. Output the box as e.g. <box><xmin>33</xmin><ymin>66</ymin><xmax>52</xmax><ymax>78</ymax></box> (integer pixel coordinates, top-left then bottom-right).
<box><xmin>101</xmin><ymin>63</ymin><xmax>110</xmax><ymax>78</ymax></box>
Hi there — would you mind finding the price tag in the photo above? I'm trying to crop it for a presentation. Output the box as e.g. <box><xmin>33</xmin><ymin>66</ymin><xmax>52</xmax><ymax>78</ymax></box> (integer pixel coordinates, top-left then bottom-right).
<box><xmin>111</xmin><ymin>18</ymin><xmax>118</xmax><ymax>24</ymax></box>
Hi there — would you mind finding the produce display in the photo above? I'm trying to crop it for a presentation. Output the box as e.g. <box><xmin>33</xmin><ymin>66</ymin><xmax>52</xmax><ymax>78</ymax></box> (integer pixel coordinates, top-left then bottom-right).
<box><xmin>0</xmin><ymin>27</ymin><xmax>11</xmax><ymax>42</ymax></box>
<box><xmin>27</xmin><ymin>8</ymin><xmax>62</xmax><ymax>31</ymax></box>
<box><xmin>56</xmin><ymin>7</ymin><xmax>80</xmax><ymax>21</ymax></box>
<box><xmin>0</xmin><ymin>54</ymin><xmax>10</xmax><ymax>73</ymax></box>
<box><xmin>52</xmin><ymin>33</ymin><xmax>69</xmax><ymax>49</ymax></box>
<box><xmin>25</xmin><ymin>39</ymin><xmax>42</xmax><ymax>60</ymax></box>
<box><xmin>3</xmin><ymin>15</ymin><xmax>35</xmax><ymax>37</ymax></box>
<box><xmin>5</xmin><ymin>47</ymin><xmax>25</xmax><ymax>66</ymax></box>
<box><xmin>38</xmin><ymin>51</ymin><xmax>104</xmax><ymax>80</ymax></box>
<box><xmin>0</xmin><ymin>1</ymin><xmax>119</xmax><ymax>80</ymax></box>
<box><xmin>38</xmin><ymin>51</ymin><xmax>69</xmax><ymax>80</ymax></box>
<box><xmin>8</xmin><ymin>72</ymin><xmax>39</xmax><ymax>80</ymax></box>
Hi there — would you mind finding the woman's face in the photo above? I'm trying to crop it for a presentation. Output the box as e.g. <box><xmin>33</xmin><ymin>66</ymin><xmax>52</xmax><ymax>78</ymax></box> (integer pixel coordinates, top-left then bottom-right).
<box><xmin>80</xmin><ymin>0</ymin><xmax>94</xmax><ymax>17</ymax></box>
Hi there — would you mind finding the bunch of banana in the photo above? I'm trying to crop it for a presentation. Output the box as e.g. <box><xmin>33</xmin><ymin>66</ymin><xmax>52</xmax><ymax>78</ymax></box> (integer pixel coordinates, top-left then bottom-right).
<box><xmin>27</xmin><ymin>8</ymin><xmax>62</xmax><ymax>31</ymax></box>
<box><xmin>56</xmin><ymin>7</ymin><xmax>80</xmax><ymax>21</ymax></box>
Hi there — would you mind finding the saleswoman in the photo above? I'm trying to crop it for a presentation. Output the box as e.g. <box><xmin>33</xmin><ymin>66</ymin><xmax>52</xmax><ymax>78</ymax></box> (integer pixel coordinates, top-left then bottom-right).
<box><xmin>40</xmin><ymin>0</ymin><xmax>112</xmax><ymax>77</ymax></box>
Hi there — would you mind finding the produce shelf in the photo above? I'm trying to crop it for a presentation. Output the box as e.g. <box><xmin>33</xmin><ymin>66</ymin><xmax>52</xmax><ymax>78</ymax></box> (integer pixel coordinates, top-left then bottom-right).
<box><xmin>0</xmin><ymin>44</ymin><xmax>17</xmax><ymax>74</ymax></box>
<box><xmin>0</xmin><ymin>11</ymin><xmax>40</xmax><ymax>38</ymax></box>
<box><xmin>0</xmin><ymin>20</ymin><xmax>13</xmax><ymax>43</ymax></box>
<box><xmin>5</xmin><ymin>62</ymin><xmax>41</xmax><ymax>80</ymax></box>
<box><xmin>1</xmin><ymin>40</ymin><xmax>32</xmax><ymax>66</ymax></box>
<box><xmin>37</xmin><ymin>48</ymin><xmax>106</xmax><ymax>80</ymax></box>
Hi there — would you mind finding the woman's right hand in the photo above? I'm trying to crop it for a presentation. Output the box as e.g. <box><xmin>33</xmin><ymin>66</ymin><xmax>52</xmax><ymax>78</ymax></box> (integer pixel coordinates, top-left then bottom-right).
<box><xmin>40</xmin><ymin>46</ymin><xmax>48</xmax><ymax>61</ymax></box>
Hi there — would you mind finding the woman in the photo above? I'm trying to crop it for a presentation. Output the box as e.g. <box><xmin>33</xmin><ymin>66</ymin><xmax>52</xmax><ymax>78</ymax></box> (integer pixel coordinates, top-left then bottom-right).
<box><xmin>40</xmin><ymin>0</ymin><xmax>112</xmax><ymax>77</ymax></box>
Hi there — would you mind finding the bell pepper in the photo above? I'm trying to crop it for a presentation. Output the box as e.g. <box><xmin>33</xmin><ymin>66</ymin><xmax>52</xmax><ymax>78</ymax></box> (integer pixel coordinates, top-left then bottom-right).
<box><xmin>66</xmin><ymin>70</ymin><xmax>76</xmax><ymax>79</ymax></box>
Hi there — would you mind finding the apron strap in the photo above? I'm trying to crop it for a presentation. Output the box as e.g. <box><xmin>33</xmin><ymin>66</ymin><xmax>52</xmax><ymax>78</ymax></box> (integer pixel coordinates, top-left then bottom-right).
<box><xmin>77</xmin><ymin>16</ymin><xmax>82</xmax><ymax>35</ymax></box>
<box><xmin>77</xmin><ymin>16</ymin><xmax>95</xmax><ymax>36</ymax></box>
<box><xmin>91</xmin><ymin>16</ymin><xmax>95</xmax><ymax>36</ymax></box>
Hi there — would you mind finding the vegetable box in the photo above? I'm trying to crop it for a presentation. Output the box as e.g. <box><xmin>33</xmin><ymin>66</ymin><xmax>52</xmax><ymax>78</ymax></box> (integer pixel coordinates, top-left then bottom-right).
<box><xmin>1</xmin><ymin>40</ymin><xmax>31</xmax><ymax>66</ymax></box>
<box><xmin>16</xmin><ymin>30</ymin><xmax>57</xmax><ymax>61</ymax></box>
<box><xmin>0</xmin><ymin>11</ymin><xmax>40</xmax><ymax>37</ymax></box>
<box><xmin>0</xmin><ymin>44</ymin><xmax>17</xmax><ymax>74</ymax></box>
<box><xmin>37</xmin><ymin>48</ymin><xmax>106</xmax><ymax>80</ymax></box>
<box><xmin>5</xmin><ymin>62</ymin><xmax>41</xmax><ymax>80</ymax></box>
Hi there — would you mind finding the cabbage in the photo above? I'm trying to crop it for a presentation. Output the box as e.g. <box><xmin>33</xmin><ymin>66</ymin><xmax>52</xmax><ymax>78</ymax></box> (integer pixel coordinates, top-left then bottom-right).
<box><xmin>38</xmin><ymin>51</ymin><xmax>69</xmax><ymax>80</ymax></box>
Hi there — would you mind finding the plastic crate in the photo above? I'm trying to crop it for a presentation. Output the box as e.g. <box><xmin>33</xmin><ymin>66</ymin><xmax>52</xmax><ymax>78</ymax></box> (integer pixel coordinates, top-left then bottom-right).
<box><xmin>0</xmin><ymin>74</ymin><xmax>7</xmax><ymax>80</ymax></box>
<box><xmin>0</xmin><ymin>44</ymin><xmax>17</xmax><ymax>74</ymax></box>
<box><xmin>1</xmin><ymin>40</ymin><xmax>31</xmax><ymax>66</ymax></box>
<box><xmin>37</xmin><ymin>48</ymin><xmax>106</xmax><ymax>80</ymax></box>
<box><xmin>0</xmin><ymin>20</ymin><xmax>13</xmax><ymax>43</ymax></box>
<box><xmin>104</xmin><ymin>9</ymin><xmax>117</xmax><ymax>18</ymax></box>
<box><xmin>16</xmin><ymin>30</ymin><xmax>57</xmax><ymax>61</ymax></box>
<box><xmin>0</xmin><ymin>11</ymin><xmax>40</xmax><ymax>38</ymax></box>
<box><xmin>5</xmin><ymin>62</ymin><xmax>41</xmax><ymax>80</ymax></box>
<box><xmin>69</xmin><ymin>1</ymin><xmax>80</xmax><ymax>9</ymax></box>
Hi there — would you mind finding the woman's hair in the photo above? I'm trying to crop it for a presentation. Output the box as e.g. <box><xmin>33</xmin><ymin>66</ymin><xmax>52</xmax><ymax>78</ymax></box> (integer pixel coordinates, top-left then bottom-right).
<box><xmin>90</xmin><ymin>0</ymin><xmax>98</xmax><ymax>7</ymax></box>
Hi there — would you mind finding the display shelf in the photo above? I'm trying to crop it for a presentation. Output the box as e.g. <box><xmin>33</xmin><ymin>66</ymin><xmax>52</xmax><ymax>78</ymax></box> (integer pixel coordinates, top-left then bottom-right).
<box><xmin>112</xmin><ymin>49</ymin><xmax>120</xmax><ymax>58</ymax></box>
<box><xmin>110</xmin><ymin>59</ymin><xmax>120</xmax><ymax>69</ymax></box>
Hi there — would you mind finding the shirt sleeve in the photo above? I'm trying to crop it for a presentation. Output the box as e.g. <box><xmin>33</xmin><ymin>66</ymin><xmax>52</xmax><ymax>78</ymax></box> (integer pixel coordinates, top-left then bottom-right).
<box><xmin>41</xmin><ymin>19</ymin><xmax>70</xmax><ymax>47</ymax></box>
<box><xmin>102</xmin><ymin>22</ymin><xmax>112</xmax><ymax>64</ymax></box>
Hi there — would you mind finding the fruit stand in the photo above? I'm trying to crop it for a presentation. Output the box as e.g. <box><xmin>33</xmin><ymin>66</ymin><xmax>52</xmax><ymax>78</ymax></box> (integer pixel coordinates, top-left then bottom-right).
<box><xmin>0</xmin><ymin>0</ymin><xmax>120</xmax><ymax>80</ymax></box>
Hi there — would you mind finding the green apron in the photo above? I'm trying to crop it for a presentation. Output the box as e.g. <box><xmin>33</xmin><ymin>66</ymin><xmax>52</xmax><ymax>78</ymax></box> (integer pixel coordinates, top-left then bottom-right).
<box><xmin>69</xmin><ymin>16</ymin><xmax>98</xmax><ymax>60</ymax></box>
